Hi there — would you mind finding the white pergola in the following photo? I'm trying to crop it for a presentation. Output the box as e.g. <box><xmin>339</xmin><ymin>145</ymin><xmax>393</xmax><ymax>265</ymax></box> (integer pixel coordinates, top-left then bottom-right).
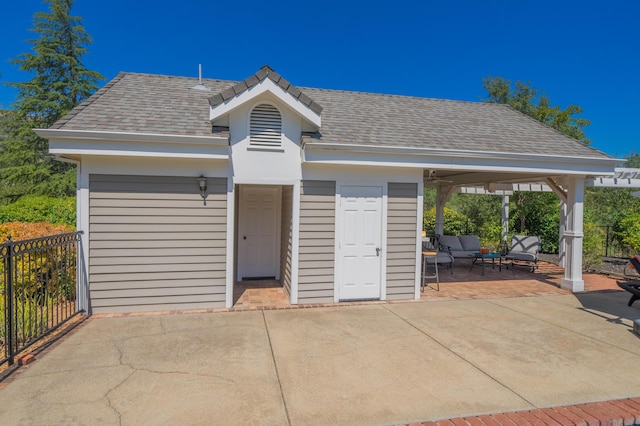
<box><xmin>429</xmin><ymin>168</ymin><xmax>640</xmax><ymax>291</ymax></box>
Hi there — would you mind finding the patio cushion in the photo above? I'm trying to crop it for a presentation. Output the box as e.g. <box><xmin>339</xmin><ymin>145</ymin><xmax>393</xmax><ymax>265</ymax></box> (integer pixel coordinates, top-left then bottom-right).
<box><xmin>458</xmin><ymin>235</ymin><xmax>481</xmax><ymax>252</ymax></box>
<box><xmin>505</xmin><ymin>252</ymin><xmax>537</xmax><ymax>262</ymax></box>
<box><xmin>424</xmin><ymin>252</ymin><xmax>454</xmax><ymax>264</ymax></box>
<box><xmin>439</xmin><ymin>235</ymin><xmax>463</xmax><ymax>251</ymax></box>
<box><xmin>509</xmin><ymin>235</ymin><xmax>540</xmax><ymax>254</ymax></box>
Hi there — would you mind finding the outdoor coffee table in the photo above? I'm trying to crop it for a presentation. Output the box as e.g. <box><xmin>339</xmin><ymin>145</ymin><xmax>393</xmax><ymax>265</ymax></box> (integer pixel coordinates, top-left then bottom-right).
<box><xmin>470</xmin><ymin>252</ymin><xmax>502</xmax><ymax>276</ymax></box>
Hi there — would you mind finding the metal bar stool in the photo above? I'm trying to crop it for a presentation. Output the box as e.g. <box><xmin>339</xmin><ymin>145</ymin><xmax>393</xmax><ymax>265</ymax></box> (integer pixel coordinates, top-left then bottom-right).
<box><xmin>421</xmin><ymin>249</ymin><xmax>439</xmax><ymax>292</ymax></box>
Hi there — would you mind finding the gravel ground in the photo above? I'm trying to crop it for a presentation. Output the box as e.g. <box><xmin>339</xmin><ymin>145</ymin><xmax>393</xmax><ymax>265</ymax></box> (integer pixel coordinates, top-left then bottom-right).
<box><xmin>538</xmin><ymin>253</ymin><xmax>638</xmax><ymax>279</ymax></box>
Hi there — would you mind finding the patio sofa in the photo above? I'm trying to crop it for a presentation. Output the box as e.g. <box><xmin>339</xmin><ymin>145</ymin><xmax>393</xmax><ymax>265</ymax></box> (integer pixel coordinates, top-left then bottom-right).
<box><xmin>439</xmin><ymin>235</ymin><xmax>482</xmax><ymax>259</ymax></box>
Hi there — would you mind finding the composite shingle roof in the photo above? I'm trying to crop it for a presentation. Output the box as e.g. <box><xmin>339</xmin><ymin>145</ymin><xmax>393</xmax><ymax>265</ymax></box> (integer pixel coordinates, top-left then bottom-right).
<box><xmin>51</xmin><ymin>70</ymin><xmax>611</xmax><ymax>160</ymax></box>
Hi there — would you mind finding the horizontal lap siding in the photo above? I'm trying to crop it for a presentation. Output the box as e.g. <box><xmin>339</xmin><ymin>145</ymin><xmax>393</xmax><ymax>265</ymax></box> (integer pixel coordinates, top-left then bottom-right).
<box><xmin>386</xmin><ymin>183</ymin><xmax>418</xmax><ymax>300</ymax></box>
<box><xmin>280</xmin><ymin>186</ymin><xmax>293</xmax><ymax>297</ymax></box>
<box><xmin>89</xmin><ymin>175</ymin><xmax>227</xmax><ymax>313</ymax></box>
<box><xmin>298</xmin><ymin>180</ymin><xmax>335</xmax><ymax>303</ymax></box>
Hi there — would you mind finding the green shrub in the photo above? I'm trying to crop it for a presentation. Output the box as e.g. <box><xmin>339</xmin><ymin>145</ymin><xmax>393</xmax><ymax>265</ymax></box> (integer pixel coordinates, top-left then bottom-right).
<box><xmin>0</xmin><ymin>196</ymin><xmax>75</xmax><ymax>226</ymax></box>
<box><xmin>615</xmin><ymin>212</ymin><xmax>640</xmax><ymax>251</ymax></box>
<box><xmin>582</xmin><ymin>222</ymin><xmax>604</xmax><ymax>268</ymax></box>
<box><xmin>423</xmin><ymin>207</ymin><xmax>474</xmax><ymax>236</ymax></box>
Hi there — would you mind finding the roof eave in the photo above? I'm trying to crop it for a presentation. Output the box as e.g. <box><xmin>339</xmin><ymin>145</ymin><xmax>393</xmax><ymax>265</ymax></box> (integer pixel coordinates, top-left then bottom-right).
<box><xmin>36</xmin><ymin>128</ymin><xmax>229</xmax><ymax>145</ymax></box>
<box><xmin>302</xmin><ymin>142</ymin><xmax>622</xmax><ymax>176</ymax></box>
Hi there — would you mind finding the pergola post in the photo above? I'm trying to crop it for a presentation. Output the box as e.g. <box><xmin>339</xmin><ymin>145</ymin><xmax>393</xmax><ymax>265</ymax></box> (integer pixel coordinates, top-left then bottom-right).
<box><xmin>558</xmin><ymin>200</ymin><xmax>567</xmax><ymax>268</ymax></box>
<box><xmin>501</xmin><ymin>195</ymin><xmax>509</xmax><ymax>242</ymax></box>
<box><xmin>560</xmin><ymin>177</ymin><xmax>585</xmax><ymax>292</ymax></box>
<box><xmin>434</xmin><ymin>185</ymin><xmax>455</xmax><ymax>235</ymax></box>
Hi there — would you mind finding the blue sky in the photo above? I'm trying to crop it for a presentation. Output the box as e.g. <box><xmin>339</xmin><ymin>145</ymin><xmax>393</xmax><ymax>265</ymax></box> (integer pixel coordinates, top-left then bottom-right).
<box><xmin>1</xmin><ymin>0</ymin><xmax>638</xmax><ymax>160</ymax></box>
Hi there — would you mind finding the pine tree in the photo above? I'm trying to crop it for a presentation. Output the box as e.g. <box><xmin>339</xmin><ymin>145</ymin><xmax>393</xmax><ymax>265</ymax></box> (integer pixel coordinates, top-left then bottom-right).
<box><xmin>0</xmin><ymin>0</ymin><xmax>103</xmax><ymax>202</ymax></box>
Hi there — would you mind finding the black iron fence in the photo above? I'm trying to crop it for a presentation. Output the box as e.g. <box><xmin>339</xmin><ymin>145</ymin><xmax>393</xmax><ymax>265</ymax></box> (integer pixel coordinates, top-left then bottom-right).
<box><xmin>1</xmin><ymin>232</ymin><xmax>82</xmax><ymax>366</ymax></box>
<box><xmin>596</xmin><ymin>225</ymin><xmax>635</xmax><ymax>259</ymax></box>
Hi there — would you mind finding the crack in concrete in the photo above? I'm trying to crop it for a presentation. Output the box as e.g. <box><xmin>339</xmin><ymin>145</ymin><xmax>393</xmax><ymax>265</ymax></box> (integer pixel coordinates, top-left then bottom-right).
<box><xmin>103</xmin><ymin>341</ymin><xmax>133</xmax><ymax>426</ymax></box>
<box><xmin>135</xmin><ymin>367</ymin><xmax>238</xmax><ymax>384</ymax></box>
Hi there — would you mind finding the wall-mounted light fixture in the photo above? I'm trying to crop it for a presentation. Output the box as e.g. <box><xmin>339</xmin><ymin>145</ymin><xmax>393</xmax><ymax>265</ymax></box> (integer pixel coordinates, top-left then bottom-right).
<box><xmin>197</xmin><ymin>176</ymin><xmax>207</xmax><ymax>200</ymax></box>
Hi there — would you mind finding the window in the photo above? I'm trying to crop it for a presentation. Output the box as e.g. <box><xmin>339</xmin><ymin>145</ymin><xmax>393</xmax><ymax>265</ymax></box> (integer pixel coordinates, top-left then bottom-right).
<box><xmin>250</xmin><ymin>104</ymin><xmax>282</xmax><ymax>147</ymax></box>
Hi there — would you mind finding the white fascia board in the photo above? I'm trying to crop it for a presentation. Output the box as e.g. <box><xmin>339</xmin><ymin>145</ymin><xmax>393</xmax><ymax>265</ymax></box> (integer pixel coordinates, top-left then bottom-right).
<box><xmin>209</xmin><ymin>79</ymin><xmax>321</xmax><ymax>128</ymax></box>
<box><xmin>303</xmin><ymin>143</ymin><xmax>621</xmax><ymax>176</ymax></box>
<box><xmin>49</xmin><ymin>148</ymin><xmax>228</xmax><ymax>160</ymax></box>
<box><xmin>38</xmin><ymin>129</ymin><xmax>229</xmax><ymax>160</ymax></box>
<box><xmin>36</xmin><ymin>128</ymin><xmax>228</xmax><ymax>146</ymax></box>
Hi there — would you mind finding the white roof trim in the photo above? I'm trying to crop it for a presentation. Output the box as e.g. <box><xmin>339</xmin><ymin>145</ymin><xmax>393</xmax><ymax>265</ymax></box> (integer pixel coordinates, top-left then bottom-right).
<box><xmin>49</xmin><ymin>149</ymin><xmax>229</xmax><ymax>160</ymax></box>
<box><xmin>36</xmin><ymin>128</ymin><xmax>229</xmax><ymax>145</ymax></box>
<box><xmin>209</xmin><ymin>78</ymin><xmax>321</xmax><ymax>128</ymax></box>
<box><xmin>303</xmin><ymin>142</ymin><xmax>621</xmax><ymax>176</ymax></box>
<box><xmin>48</xmin><ymin>149</ymin><xmax>228</xmax><ymax>160</ymax></box>
<box><xmin>587</xmin><ymin>168</ymin><xmax>640</xmax><ymax>188</ymax></box>
<box><xmin>303</xmin><ymin>141</ymin><xmax>622</xmax><ymax>166</ymax></box>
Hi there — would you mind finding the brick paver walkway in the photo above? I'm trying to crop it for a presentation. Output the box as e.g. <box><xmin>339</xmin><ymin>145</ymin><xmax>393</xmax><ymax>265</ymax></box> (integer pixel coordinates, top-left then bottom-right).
<box><xmin>231</xmin><ymin>261</ymin><xmax>623</xmax><ymax>311</ymax></box>
<box><xmin>400</xmin><ymin>397</ymin><xmax>640</xmax><ymax>426</ymax></box>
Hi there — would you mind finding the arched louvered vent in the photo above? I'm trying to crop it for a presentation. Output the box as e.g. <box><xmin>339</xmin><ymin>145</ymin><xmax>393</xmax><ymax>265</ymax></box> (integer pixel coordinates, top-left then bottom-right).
<box><xmin>250</xmin><ymin>104</ymin><xmax>282</xmax><ymax>147</ymax></box>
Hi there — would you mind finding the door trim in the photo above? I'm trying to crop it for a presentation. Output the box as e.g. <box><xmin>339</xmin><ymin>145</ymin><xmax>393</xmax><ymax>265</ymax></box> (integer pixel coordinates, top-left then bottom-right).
<box><xmin>335</xmin><ymin>183</ymin><xmax>387</xmax><ymax>302</ymax></box>
<box><xmin>236</xmin><ymin>185</ymin><xmax>281</xmax><ymax>280</ymax></box>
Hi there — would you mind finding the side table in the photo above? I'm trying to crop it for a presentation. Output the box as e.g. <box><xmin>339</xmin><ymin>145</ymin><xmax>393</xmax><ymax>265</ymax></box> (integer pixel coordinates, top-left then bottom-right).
<box><xmin>470</xmin><ymin>252</ymin><xmax>502</xmax><ymax>276</ymax></box>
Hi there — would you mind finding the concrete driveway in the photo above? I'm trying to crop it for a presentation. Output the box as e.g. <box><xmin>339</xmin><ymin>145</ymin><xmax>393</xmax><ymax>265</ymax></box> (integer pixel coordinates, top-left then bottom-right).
<box><xmin>1</xmin><ymin>291</ymin><xmax>640</xmax><ymax>425</ymax></box>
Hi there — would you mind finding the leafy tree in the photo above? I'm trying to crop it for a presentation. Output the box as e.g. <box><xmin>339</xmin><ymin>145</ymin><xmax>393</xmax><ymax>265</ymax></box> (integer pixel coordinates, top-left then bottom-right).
<box><xmin>448</xmin><ymin>193</ymin><xmax>502</xmax><ymax>244</ymax></box>
<box><xmin>616</xmin><ymin>213</ymin><xmax>640</xmax><ymax>252</ymax></box>
<box><xmin>0</xmin><ymin>0</ymin><xmax>103</xmax><ymax>202</ymax></box>
<box><xmin>625</xmin><ymin>152</ymin><xmax>640</xmax><ymax>168</ymax></box>
<box><xmin>583</xmin><ymin>153</ymin><xmax>640</xmax><ymax>257</ymax></box>
<box><xmin>510</xmin><ymin>192</ymin><xmax>560</xmax><ymax>253</ymax></box>
<box><xmin>423</xmin><ymin>207</ymin><xmax>474</xmax><ymax>236</ymax></box>
<box><xmin>483</xmin><ymin>76</ymin><xmax>590</xmax><ymax>144</ymax></box>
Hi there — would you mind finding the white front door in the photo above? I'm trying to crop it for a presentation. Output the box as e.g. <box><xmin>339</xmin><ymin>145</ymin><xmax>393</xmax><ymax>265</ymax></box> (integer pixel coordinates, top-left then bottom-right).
<box><xmin>237</xmin><ymin>186</ymin><xmax>279</xmax><ymax>280</ymax></box>
<box><xmin>339</xmin><ymin>185</ymin><xmax>382</xmax><ymax>300</ymax></box>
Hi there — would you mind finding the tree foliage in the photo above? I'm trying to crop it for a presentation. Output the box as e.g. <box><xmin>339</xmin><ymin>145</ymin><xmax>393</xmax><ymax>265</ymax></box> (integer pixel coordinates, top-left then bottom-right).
<box><xmin>0</xmin><ymin>0</ymin><xmax>102</xmax><ymax>202</ymax></box>
<box><xmin>423</xmin><ymin>207</ymin><xmax>474</xmax><ymax>237</ymax></box>
<box><xmin>483</xmin><ymin>76</ymin><xmax>590</xmax><ymax>143</ymax></box>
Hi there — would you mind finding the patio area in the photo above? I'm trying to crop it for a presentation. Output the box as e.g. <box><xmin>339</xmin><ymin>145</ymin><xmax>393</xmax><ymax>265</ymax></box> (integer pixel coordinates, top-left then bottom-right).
<box><xmin>232</xmin><ymin>261</ymin><xmax>622</xmax><ymax>310</ymax></box>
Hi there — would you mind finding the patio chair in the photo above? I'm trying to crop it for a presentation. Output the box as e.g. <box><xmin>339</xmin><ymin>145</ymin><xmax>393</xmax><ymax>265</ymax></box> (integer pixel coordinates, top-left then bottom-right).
<box><xmin>422</xmin><ymin>234</ymin><xmax>454</xmax><ymax>274</ymax></box>
<box><xmin>504</xmin><ymin>235</ymin><xmax>541</xmax><ymax>272</ymax></box>
<box><xmin>617</xmin><ymin>280</ymin><xmax>640</xmax><ymax>307</ymax></box>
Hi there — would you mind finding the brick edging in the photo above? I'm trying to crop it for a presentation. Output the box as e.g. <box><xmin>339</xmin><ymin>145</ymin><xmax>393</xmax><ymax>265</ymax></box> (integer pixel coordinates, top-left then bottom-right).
<box><xmin>403</xmin><ymin>397</ymin><xmax>640</xmax><ymax>426</ymax></box>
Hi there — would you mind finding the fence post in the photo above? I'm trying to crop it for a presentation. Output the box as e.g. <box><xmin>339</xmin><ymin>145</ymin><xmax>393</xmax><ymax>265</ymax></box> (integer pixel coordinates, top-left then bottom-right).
<box><xmin>5</xmin><ymin>236</ymin><xmax>14</xmax><ymax>366</ymax></box>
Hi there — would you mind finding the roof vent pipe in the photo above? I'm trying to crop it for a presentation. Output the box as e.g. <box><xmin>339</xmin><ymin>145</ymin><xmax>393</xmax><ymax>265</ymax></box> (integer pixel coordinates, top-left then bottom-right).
<box><xmin>191</xmin><ymin>64</ymin><xmax>210</xmax><ymax>91</ymax></box>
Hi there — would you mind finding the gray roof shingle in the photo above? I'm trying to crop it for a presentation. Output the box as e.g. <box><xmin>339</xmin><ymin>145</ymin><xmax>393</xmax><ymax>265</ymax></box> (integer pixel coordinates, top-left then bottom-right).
<box><xmin>208</xmin><ymin>65</ymin><xmax>323</xmax><ymax>115</ymax></box>
<box><xmin>51</xmin><ymin>70</ymin><xmax>611</xmax><ymax>160</ymax></box>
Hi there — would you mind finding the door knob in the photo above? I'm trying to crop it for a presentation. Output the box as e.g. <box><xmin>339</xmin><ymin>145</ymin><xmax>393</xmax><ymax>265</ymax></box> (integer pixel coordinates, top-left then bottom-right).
<box><xmin>376</xmin><ymin>247</ymin><xmax>381</xmax><ymax>256</ymax></box>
